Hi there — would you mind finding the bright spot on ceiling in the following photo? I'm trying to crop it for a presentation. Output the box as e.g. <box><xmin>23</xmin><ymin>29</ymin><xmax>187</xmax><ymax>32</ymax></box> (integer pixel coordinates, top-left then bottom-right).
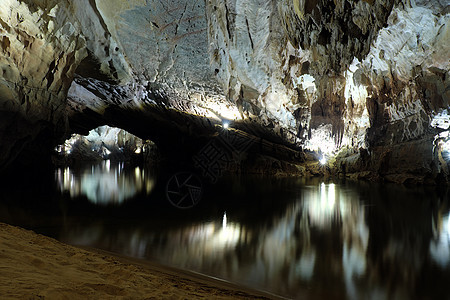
<box><xmin>190</xmin><ymin>93</ymin><xmax>244</xmax><ymax>121</ymax></box>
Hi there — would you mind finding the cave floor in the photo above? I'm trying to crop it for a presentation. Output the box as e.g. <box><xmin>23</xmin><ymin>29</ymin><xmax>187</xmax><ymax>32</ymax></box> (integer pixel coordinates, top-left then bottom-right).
<box><xmin>0</xmin><ymin>222</ymin><xmax>279</xmax><ymax>299</ymax></box>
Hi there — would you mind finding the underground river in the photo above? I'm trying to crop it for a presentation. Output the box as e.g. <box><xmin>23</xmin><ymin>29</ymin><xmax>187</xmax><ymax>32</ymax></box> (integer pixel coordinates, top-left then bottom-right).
<box><xmin>0</xmin><ymin>161</ymin><xmax>449</xmax><ymax>299</ymax></box>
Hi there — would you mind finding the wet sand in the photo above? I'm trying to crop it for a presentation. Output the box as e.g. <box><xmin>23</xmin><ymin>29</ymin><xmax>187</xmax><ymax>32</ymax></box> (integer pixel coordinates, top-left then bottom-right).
<box><xmin>0</xmin><ymin>222</ymin><xmax>281</xmax><ymax>299</ymax></box>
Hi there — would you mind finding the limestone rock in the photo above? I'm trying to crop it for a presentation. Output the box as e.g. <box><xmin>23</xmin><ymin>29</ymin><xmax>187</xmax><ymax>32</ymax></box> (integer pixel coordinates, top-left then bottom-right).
<box><xmin>0</xmin><ymin>0</ymin><xmax>449</xmax><ymax>182</ymax></box>
<box><xmin>0</xmin><ymin>0</ymin><xmax>87</xmax><ymax>169</ymax></box>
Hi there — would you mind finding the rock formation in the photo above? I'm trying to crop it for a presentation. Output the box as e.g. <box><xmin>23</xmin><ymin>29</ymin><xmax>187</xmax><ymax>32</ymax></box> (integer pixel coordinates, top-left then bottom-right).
<box><xmin>0</xmin><ymin>0</ymin><xmax>449</xmax><ymax>183</ymax></box>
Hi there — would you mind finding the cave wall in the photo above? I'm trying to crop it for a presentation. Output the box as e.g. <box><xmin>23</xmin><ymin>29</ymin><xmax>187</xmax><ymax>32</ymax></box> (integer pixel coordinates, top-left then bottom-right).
<box><xmin>206</xmin><ymin>0</ymin><xmax>449</xmax><ymax>182</ymax></box>
<box><xmin>0</xmin><ymin>0</ymin><xmax>86</xmax><ymax>169</ymax></box>
<box><xmin>0</xmin><ymin>0</ymin><xmax>449</xmax><ymax>182</ymax></box>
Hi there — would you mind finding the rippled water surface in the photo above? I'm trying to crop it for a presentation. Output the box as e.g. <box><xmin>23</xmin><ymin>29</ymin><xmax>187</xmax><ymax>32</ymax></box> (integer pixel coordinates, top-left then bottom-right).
<box><xmin>1</xmin><ymin>162</ymin><xmax>449</xmax><ymax>299</ymax></box>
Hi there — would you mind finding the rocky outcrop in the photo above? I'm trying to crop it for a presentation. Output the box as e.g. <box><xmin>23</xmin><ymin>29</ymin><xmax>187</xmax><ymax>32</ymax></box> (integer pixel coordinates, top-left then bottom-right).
<box><xmin>0</xmin><ymin>1</ymin><xmax>86</xmax><ymax>169</ymax></box>
<box><xmin>332</xmin><ymin>3</ymin><xmax>450</xmax><ymax>183</ymax></box>
<box><xmin>0</xmin><ymin>0</ymin><xmax>449</xmax><ymax>183</ymax></box>
<box><xmin>204</xmin><ymin>0</ymin><xmax>449</xmax><ymax>183</ymax></box>
<box><xmin>0</xmin><ymin>0</ymin><xmax>133</xmax><ymax>170</ymax></box>
<box><xmin>53</xmin><ymin>125</ymin><xmax>155</xmax><ymax>165</ymax></box>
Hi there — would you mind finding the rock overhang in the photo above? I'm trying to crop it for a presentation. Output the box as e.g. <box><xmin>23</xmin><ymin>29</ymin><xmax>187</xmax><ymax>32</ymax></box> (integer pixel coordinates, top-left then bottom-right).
<box><xmin>0</xmin><ymin>0</ymin><xmax>448</xmax><ymax>183</ymax></box>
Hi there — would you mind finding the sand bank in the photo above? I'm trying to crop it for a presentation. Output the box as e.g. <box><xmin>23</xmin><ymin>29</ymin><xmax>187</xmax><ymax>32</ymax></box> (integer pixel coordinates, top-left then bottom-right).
<box><xmin>0</xmin><ymin>223</ymin><xmax>280</xmax><ymax>299</ymax></box>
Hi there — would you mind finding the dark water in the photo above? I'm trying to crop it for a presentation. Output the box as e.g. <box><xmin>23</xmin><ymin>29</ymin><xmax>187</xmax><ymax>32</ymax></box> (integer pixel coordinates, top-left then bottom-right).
<box><xmin>1</xmin><ymin>161</ymin><xmax>449</xmax><ymax>299</ymax></box>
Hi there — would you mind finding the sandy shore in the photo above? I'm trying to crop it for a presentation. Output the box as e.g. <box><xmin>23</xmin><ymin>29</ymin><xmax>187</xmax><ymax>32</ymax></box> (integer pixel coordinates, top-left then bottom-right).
<box><xmin>0</xmin><ymin>222</ymin><xmax>280</xmax><ymax>299</ymax></box>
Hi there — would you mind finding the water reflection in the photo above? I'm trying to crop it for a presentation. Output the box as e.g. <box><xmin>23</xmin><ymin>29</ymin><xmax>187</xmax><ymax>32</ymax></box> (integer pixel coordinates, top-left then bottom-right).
<box><xmin>57</xmin><ymin>180</ymin><xmax>450</xmax><ymax>299</ymax></box>
<box><xmin>58</xmin><ymin>182</ymin><xmax>364</xmax><ymax>297</ymax></box>
<box><xmin>3</xmin><ymin>172</ymin><xmax>449</xmax><ymax>299</ymax></box>
<box><xmin>55</xmin><ymin>161</ymin><xmax>155</xmax><ymax>204</ymax></box>
<box><xmin>306</xmin><ymin>183</ymin><xmax>367</xmax><ymax>298</ymax></box>
<box><xmin>430</xmin><ymin>213</ymin><xmax>450</xmax><ymax>268</ymax></box>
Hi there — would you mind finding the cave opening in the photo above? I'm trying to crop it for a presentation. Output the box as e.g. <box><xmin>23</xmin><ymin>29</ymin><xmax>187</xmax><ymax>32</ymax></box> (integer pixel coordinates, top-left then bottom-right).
<box><xmin>53</xmin><ymin>125</ymin><xmax>158</xmax><ymax>166</ymax></box>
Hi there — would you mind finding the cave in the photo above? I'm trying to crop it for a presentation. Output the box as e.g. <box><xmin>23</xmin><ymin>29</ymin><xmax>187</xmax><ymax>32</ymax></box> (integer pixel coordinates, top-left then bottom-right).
<box><xmin>0</xmin><ymin>0</ymin><xmax>449</xmax><ymax>299</ymax></box>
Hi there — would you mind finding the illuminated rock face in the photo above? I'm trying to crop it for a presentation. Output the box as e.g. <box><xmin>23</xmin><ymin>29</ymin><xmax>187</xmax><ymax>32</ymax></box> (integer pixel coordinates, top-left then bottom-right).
<box><xmin>0</xmin><ymin>0</ymin><xmax>86</xmax><ymax>169</ymax></box>
<box><xmin>55</xmin><ymin>125</ymin><xmax>152</xmax><ymax>163</ymax></box>
<box><xmin>0</xmin><ymin>0</ymin><xmax>135</xmax><ymax>169</ymax></box>
<box><xmin>0</xmin><ymin>0</ymin><xmax>449</xmax><ymax>182</ymax></box>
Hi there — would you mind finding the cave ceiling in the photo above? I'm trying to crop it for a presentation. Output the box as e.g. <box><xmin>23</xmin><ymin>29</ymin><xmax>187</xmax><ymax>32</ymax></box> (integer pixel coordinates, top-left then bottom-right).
<box><xmin>0</xmin><ymin>0</ymin><xmax>449</xmax><ymax>181</ymax></box>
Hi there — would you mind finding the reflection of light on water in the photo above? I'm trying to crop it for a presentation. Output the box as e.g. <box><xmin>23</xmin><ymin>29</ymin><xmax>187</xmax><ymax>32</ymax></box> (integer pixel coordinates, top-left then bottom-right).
<box><xmin>162</xmin><ymin>214</ymin><xmax>243</xmax><ymax>269</ymax></box>
<box><xmin>296</xmin><ymin>250</ymin><xmax>316</xmax><ymax>280</ymax></box>
<box><xmin>55</xmin><ymin>162</ymin><xmax>155</xmax><ymax>204</ymax></box>
<box><xmin>134</xmin><ymin>167</ymin><xmax>141</xmax><ymax>180</ymax></box>
<box><xmin>146</xmin><ymin>180</ymin><xmax>154</xmax><ymax>194</ymax></box>
<box><xmin>303</xmin><ymin>182</ymin><xmax>368</xmax><ymax>298</ymax></box>
<box><xmin>223</xmin><ymin>212</ymin><xmax>227</xmax><ymax>228</ymax></box>
<box><xmin>343</xmin><ymin>241</ymin><xmax>367</xmax><ymax>300</ymax></box>
<box><xmin>217</xmin><ymin>212</ymin><xmax>240</xmax><ymax>248</ymax></box>
<box><xmin>307</xmin><ymin>183</ymin><xmax>338</xmax><ymax>226</ymax></box>
<box><xmin>448</xmin><ymin>215</ymin><xmax>450</xmax><ymax>236</ymax></box>
<box><xmin>430</xmin><ymin>213</ymin><xmax>450</xmax><ymax>268</ymax></box>
<box><xmin>327</xmin><ymin>183</ymin><xmax>335</xmax><ymax>206</ymax></box>
<box><xmin>203</xmin><ymin>213</ymin><xmax>240</xmax><ymax>250</ymax></box>
<box><xmin>217</xmin><ymin>223</ymin><xmax>240</xmax><ymax>248</ymax></box>
<box><xmin>62</xmin><ymin>181</ymin><xmax>376</xmax><ymax>297</ymax></box>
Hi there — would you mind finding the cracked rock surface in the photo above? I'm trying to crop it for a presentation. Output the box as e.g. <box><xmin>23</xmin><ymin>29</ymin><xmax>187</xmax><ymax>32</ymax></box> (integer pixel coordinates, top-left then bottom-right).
<box><xmin>0</xmin><ymin>0</ymin><xmax>449</xmax><ymax>182</ymax></box>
